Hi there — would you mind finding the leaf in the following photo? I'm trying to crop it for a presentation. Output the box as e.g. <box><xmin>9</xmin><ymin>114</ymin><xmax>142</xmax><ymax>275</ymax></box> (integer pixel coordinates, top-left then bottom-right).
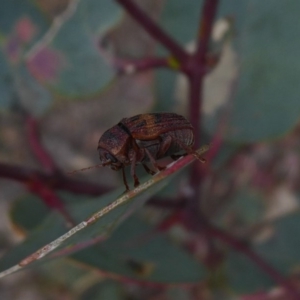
<box><xmin>0</xmin><ymin>148</ymin><xmax>209</xmax><ymax>278</ymax></box>
<box><xmin>160</xmin><ymin>0</ymin><xmax>203</xmax><ymax>48</ymax></box>
<box><xmin>254</xmin><ymin>212</ymin><xmax>300</xmax><ymax>274</ymax></box>
<box><xmin>72</xmin><ymin>216</ymin><xmax>206</xmax><ymax>283</ymax></box>
<box><xmin>0</xmin><ymin>0</ymin><xmax>50</xmax><ymax>112</ymax></box>
<box><xmin>39</xmin><ymin>259</ymin><xmax>92</xmax><ymax>289</ymax></box>
<box><xmin>0</xmin><ymin>187</ymin><xmax>153</xmax><ymax>272</ymax></box>
<box><xmin>0</xmin><ymin>59</ymin><xmax>52</xmax><ymax>115</ymax></box>
<box><xmin>0</xmin><ymin>51</ymin><xmax>14</xmax><ymax>110</ymax></box>
<box><xmin>208</xmin><ymin>0</ymin><xmax>300</xmax><ymax>142</ymax></box>
<box><xmin>9</xmin><ymin>191</ymin><xmax>89</xmax><ymax>232</ymax></box>
<box><xmin>10</xmin><ymin>194</ymin><xmax>50</xmax><ymax>232</ymax></box>
<box><xmin>216</xmin><ymin>188</ymin><xmax>266</xmax><ymax>229</ymax></box>
<box><xmin>156</xmin><ymin>0</ymin><xmax>300</xmax><ymax>142</ymax></box>
<box><xmin>26</xmin><ymin>0</ymin><xmax>121</xmax><ymax>97</ymax></box>
<box><xmin>225</xmin><ymin>211</ymin><xmax>300</xmax><ymax>293</ymax></box>
<box><xmin>0</xmin><ymin>0</ymin><xmax>121</xmax><ymax>113</ymax></box>
<box><xmin>0</xmin><ymin>0</ymin><xmax>48</xmax><ymax>43</ymax></box>
<box><xmin>225</xmin><ymin>250</ymin><xmax>274</xmax><ymax>294</ymax></box>
<box><xmin>167</xmin><ymin>288</ymin><xmax>191</xmax><ymax>300</ymax></box>
<box><xmin>0</xmin><ymin>211</ymin><xmax>67</xmax><ymax>272</ymax></box>
<box><xmin>154</xmin><ymin>69</ymin><xmax>177</xmax><ymax>111</ymax></box>
<box><xmin>15</xmin><ymin>64</ymin><xmax>52</xmax><ymax>116</ymax></box>
<box><xmin>211</xmin><ymin>142</ymin><xmax>239</xmax><ymax>169</ymax></box>
<box><xmin>81</xmin><ymin>281</ymin><xmax>123</xmax><ymax>300</ymax></box>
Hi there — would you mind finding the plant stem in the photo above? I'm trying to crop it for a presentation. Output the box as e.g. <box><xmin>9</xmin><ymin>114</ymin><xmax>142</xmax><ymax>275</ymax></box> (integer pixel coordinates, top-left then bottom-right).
<box><xmin>115</xmin><ymin>56</ymin><xmax>170</xmax><ymax>74</ymax></box>
<box><xmin>187</xmin><ymin>0</ymin><xmax>219</xmax><ymax>212</ymax></box>
<box><xmin>28</xmin><ymin>179</ymin><xmax>76</xmax><ymax>226</ymax></box>
<box><xmin>26</xmin><ymin>116</ymin><xmax>58</xmax><ymax>173</ymax></box>
<box><xmin>0</xmin><ymin>162</ymin><xmax>185</xmax><ymax>209</ymax></box>
<box><xmin>188</xmin><ymin>0</ymin><xmax>219</xmax><ymax>146</ymax></box>
<box><xmin>188</xmin><ymin>73</ymin><xmax>203</xmax><ymax>149</ymax></box>
<box><xmin>26</xmin><ymin>116</ymin><xmax>76</xmax><ymax>222</ymax></box>
<box><xmin>186</xmin><ymin>73</ymin><xmax>204</xmax><ymax>215</ymax></box>
<box><xmin>115</xmin><ymin>0</ymin><xmax>189</xmax><ymax>62</ymax></box>
<box><xmin>208</xmin><ymin>225</ymin><xmax>300</xmax><ymax>300</ymax></box>
<box><xmin>195</xmin><ymin>0</ymin><xmax>219</xmax><ymax>63</ymax></box>
<box><xmin>0</xmin><ymin>162</ymin><xmax>110</xmax><ymax>195</ymax></box>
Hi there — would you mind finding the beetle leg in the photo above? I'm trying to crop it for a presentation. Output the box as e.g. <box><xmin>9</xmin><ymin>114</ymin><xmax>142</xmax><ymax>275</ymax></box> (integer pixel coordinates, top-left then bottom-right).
<box><xmin>142</xmin><ymin>163</ymin><xmax>156</xmax><ymax>175</ymax></box>
<box><xmin>144</xmin><ymin>148</ymin><xmax>165</xmax><ymax>172</ymax></box>
<box><xmin>130</xmin><ymin>151</ymin><xmax>140</xmax><ymax>187</ymax></box>
<box><xmin>157</xmin><ymin>135</ymin><xmax>172</xmax><ymax>157</ymax></box>
<box><xmin>122</xmin><ymin>166</ymin><xmax>130</xmax><ymax>191</ymax></box>
<box><xmin>158</xmin><ymin>135</ymin><xmax>186</xmax><ymax>160</ymax></box>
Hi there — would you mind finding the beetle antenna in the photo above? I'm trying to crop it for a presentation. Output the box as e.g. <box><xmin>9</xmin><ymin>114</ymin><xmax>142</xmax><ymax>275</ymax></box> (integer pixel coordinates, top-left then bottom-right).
<box><xmin>67</xmin><ymin>163</ymin><xmax>105</xmax><ymax>175</ymax></box>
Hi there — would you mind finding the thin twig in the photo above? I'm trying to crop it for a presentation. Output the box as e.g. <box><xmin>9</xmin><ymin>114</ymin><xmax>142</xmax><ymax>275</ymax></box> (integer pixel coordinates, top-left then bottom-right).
<box><xmin>188</xmin><ymin>74</ymin><xmax>203</xmax><ymax>149</ymax></box>
<box><xmin>26</xmin><ymin>116</ymin><xmax>58</xmax><ymax>173</ymax></box>
<box><xmin>98</xmin><ymin>44</ymin><xmax>172</xmax><ymax>74</ymax></box>
<box><xmin>27</xmin><ymin>179</ymin><xmax>76</xmax><ymax>227</ymax></box>
<box><xmin>189</xmin><ymin>0</ymin><xmax>219</xmax><ymax>147</ymax></box>
<box><xmin>195</xmin><ymin>0</ymin><xmax>219</xmax><ymax>63</ymax></box>
<box><xmin>0</xmin><ymin>162</ymin><xmax>188</xmax><ymax>209</ymax></box>
<box><xmin>115</xmin><ymin>56</ymin><xmax>171</xmax><ymax>74</ymax></box>
<box><xmin>0</xmin><ymin>162</ymin><xmax>110</xmax><ymax>196</ymax></box>
<box><xmin>187</xmin><ymin>0</ymin><xmax>219</xmax><ymax>213</ymax></box>
<box><xmin>115</xmin><ymin>0</ymin><xmax>189</xmax><ymax>62</ymax></box>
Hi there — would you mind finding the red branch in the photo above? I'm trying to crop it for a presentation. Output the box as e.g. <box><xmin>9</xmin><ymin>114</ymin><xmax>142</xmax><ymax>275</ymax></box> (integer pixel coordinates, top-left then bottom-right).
<box><xmin>115</xmin><ymin>0</ymin><xmax>189</xmax><ymax>62</ymax></box>
<box><xmin>195</xmin><ymin>0</ymin><xmax>219</xmax><ymax>63</ymax></box>
<box><xmin>26</xmin><ymin>116</ymin><xmax>58</xmax><ymax>173</ymax></box>
<box><xmin>28</xmin><ymin>179</ymin><xmax>76</xmax><ymax>226</ymax></box>
<box><xmin>0</xmin><ymin>162</ymin><xmax>110</xmax><ymax>196</ymax></box>
<box><xmin>189</xmin><ymin>0</ymin><xmax>219</xmax><ymax>147</ymax></box>
<box><xmin>0</xmin><ymin>162</ymin><xmax>181</xmax><ymax>209</ymax></box>
<box><xmin>187</xmin><ymin>0</ymin><xmax>219</xmax><ymax>212</ymax></box>
<box><xmin>115</xmin><ymin>56</ymin><xmax>171</xmax><ymax>74</ymax></box>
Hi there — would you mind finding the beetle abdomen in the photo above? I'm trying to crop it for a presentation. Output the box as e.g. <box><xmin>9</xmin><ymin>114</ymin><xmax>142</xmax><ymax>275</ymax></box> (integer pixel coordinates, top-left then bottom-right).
<box><xmin>162</xmin><ymin>128</ymin><xmax>194</xmax><ymax>156</ymax></box>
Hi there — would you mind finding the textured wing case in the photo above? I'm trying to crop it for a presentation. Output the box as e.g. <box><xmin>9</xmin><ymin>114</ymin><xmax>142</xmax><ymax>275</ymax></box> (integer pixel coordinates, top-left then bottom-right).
<box><xmin>120</xmin><ymin>113</ymin><xmax>193</xmax><ymax>140</ymax></box>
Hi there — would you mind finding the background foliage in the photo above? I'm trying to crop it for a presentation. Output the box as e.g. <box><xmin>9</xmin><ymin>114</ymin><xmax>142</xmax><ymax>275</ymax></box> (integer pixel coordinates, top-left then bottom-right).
<box><xmin>1</xmin><ymin>0</ymin><xmax>300</xmax><ymax>299</ymax></box>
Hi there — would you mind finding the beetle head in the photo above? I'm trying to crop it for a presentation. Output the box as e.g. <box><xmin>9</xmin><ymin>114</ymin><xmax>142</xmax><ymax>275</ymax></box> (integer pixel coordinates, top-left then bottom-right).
<box><xmin>98</xmin><ymin>147</ymin><xmax>122</xmax><ymax>170</ymax></box>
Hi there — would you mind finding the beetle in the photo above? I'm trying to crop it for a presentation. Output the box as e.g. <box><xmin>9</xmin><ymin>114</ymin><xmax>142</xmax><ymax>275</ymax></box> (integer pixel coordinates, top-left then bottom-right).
<box><xmin>97</xmin><ymin>112</ymin><xmax>203</xmax><ymax>191</ymax></box>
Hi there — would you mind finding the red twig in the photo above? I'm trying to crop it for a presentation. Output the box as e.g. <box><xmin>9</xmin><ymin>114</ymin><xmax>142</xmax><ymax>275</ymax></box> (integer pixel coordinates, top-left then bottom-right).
<box><xmin>0</xmin><ymin>162</ymin><xmax>110</xmax><ymax>196</ymax></box>
<box><xmin>0</xmin><ymin>162</ymin><xmax>183</xmax><ymax>209</ymax></box>
<box><xmin>28</xmin><ymin>179</ymin><xmax>75</xmax><ymax>227</ymax></box>
<box><xmin>187</xmin><ymin>0</ymin><xmax>219</xmax><ymax>212</ymax></box>
<box><xmin>195</xmin><ymin>0</ymin><xmax>219</xmax><ymax>63</ymax></box>
<box><xmin>188</xmin><ymin>0</ymin><xmax>219</xmax><ymax>147</ymax></box>
<box><xmin>26</xmin><ymin>116</ymin><xmax>58</xmax><ymax>173</ymax></box>
<box><xmin>188</xmin><ymin>74</ymin><xmax>203</xmax><ymax>149</ymax></box>
<box><xmin>115</xmin><ymin>0</ymin><xmax>189</xmax><ymax>62</ymax></box>
<box><xmin>115</xmin><ymin>56</ymin><xmax>171</xmax><ymax>74</ymax></box>
<box><xmin>207</xmin><ymin>225</ymin><xmax>300</xmax><ymax>300</ymax></box>
<box><xmin>26</xmin><ymin>116</ymin><xmax>78</xmax><ymax>224</ymax></box>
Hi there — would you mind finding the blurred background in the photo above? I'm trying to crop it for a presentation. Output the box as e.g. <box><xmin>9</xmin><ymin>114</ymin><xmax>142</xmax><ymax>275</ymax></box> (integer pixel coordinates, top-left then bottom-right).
<box><xmin>1</xmin><ymin>0</ymin><xmax>300</xmax><ymax>299</ymax></box>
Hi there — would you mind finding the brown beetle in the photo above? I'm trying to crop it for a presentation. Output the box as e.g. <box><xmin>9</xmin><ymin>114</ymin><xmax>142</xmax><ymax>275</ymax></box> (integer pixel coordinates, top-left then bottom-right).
<box><xmin>97</xmin><ymin>112</ymin><xmax>200</xmax><ymax>191</ymax></box>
